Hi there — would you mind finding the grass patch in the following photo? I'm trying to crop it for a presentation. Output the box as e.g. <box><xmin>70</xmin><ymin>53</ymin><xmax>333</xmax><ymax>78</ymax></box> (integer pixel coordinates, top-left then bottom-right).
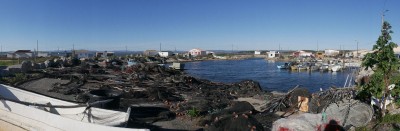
<box><xmin>0</xmin><ymin>73</ymin><xmax>27</xmax><ymax>85</ymax></box>
<box><xmin>355</xmin><ymin>126</ymin><xmax>370</xmax><ymax>131</ymax></box>
<box><xmin>0</xmin><ymin>60</ymin><xmax>18</xmax><ymax>66</ymax></box>
<box><xmin>187</xmin><ymin>107</ymin><xmax>200</xmax><ymax>118</ymax></box>
<box><xmin>381</xmin><ymin>114</ymin><xmax>400</xmax><ymax>124</ymax></box>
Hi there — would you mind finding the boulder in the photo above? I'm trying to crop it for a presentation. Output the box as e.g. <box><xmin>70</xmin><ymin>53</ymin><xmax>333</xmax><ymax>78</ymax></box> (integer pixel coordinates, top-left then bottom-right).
<box><xmin>6</xmin><ymin>64</ymin><xmax>22</xmax><ymax>73</ymax></box>
<box><xmin>21</xmin><ymin>61</ymin><xmax>32</xmax><ymax>73</ymax></box>
<box><xmin>230</xmin><ymin>80</ymin><xmax>263</xmax><ymax>97</ymax></box>
<box><xmin>44</xmin><ymin>60</ymin><xmax>54</xmax><ymax>68</ymax></box>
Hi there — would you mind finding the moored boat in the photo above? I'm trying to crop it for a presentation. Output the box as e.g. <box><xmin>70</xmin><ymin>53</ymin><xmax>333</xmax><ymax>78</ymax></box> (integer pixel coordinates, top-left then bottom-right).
<box><xmin>277</xmin><ymin>63</ymin><xmax>290</xmax><ymax>69</ymax></box>
<box><xmin>331</xmin><ymin>64</ymin><xmax>342</xmax><ymax>72</ymax></box>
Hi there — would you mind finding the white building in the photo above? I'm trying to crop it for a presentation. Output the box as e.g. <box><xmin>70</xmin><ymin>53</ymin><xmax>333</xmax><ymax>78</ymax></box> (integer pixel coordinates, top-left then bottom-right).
<box><xmin>254</xmin><ymin>51</ymin><xmax>261</xmax><ymax>55</ymax></box>
<box><xmin>324</xmin><ymin>49</ymin><xmax>340</xmax><ymax>56</ymax></box>
<box><xmin>7</xmin><ymin>50</ymin><xmax>33</xmax><ymax>58</ymax></box>
<box><xmin>158</xmin><ymin>51</ymin><xmax>173</xmax><ymax>57</ymax></box>
<box><xmin>267</xmin><ymin>51</ymin><xmax>277</xmax><ymax>58</ymax></box>
<box><xmin>188</xmin><ymin>48</ymin><xmax>207</xmax><ymax>57</ymax></box>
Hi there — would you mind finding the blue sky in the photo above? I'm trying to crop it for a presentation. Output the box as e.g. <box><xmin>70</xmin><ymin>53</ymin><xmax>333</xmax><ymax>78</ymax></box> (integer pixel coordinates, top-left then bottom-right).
<box><xmin>0</xmin><ymin>0</ymin><xmax>399</xmax><ymax>51</ymax></box>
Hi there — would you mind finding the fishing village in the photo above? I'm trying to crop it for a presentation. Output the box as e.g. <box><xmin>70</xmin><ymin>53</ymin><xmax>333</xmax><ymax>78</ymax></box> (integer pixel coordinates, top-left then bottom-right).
<box><xmin>1</xmin><ymin>36</ymin><xmax>400</xmax><ymax>131</ymax></box>
<box><xmin>2</xmin><ymin>0</ymin><xmax>400</xmax><ymax>131</ymax></box>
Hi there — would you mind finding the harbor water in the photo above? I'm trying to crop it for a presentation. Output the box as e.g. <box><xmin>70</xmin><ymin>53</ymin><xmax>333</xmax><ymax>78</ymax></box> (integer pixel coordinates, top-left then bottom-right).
<box><xmin>184</xmin><ymin>58</ymin><xmax>356</xmax><ymax>92</ymax></box>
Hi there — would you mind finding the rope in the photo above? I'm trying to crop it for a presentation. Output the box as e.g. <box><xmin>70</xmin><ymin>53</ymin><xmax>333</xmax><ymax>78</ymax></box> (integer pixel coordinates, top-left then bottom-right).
<box><xmin>0</xmin><ymin>96</ymin><xmax>113</xmax><ymax>108</ymax></box>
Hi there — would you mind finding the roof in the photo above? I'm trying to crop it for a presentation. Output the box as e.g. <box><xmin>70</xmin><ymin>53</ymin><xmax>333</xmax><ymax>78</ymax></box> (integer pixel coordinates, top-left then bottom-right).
<box><xmin>15</xmin><ymin>50</ymin><xmax>32</xmax><ymax>53</ymax></box>
<box><xmin>189</xmin><ymin>48</ymin><xmax>204</xmax><ymax>52</ymax></box>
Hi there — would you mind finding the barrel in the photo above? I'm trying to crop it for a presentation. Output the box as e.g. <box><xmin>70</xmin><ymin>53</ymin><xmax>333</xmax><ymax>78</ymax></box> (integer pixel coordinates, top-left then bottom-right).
<box><xmin>88</xmin><ymin>89</ymin><xmax>122</xmax><ymax>109</ymax></box>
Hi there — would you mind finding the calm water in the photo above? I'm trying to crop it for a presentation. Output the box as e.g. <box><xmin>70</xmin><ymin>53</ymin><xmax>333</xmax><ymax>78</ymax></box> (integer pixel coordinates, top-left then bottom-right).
<box><xmin>184</xmin><ymin>58</ymin><xmax>355</xmax><ymax>92</ymax></box>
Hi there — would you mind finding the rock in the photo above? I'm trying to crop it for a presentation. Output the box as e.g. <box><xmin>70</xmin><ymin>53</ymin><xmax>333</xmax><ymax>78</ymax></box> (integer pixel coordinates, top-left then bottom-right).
<box><xmin>39</xmin><ymin>63</ymin><xmax>46</xmax><ymax>69</ymax></box>
<box><xmin>54</xmin><ymin>58</ymin><xmax>63</xmax><ymax>67</ymax></box>
<box><xmin>44</xmin><ymin>60</ymin><xmax>54</xmax><ymax>68</ymax></box>
<box><xmin>6</xmin><ymin>64</ymin><xmax>22</xmax><ymax>73</ymax></box>
<box><xmin>21</xmin><ymin>61</ymin><xmax>32</xmax><ymax>73</ymax></box>
<box><xmin>32</xmin><ymin>63</ymin><xmax>40</xmax><ymax>69</ymax></box>
<box><xmin>230</xmin><ymin>80</ymin><xmax>263</xmax><ymax>97</ymax></box>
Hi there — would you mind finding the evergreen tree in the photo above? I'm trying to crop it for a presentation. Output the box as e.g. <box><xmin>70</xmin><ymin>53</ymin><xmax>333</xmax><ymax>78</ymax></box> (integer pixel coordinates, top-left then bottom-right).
<box><xmin>362</xmin><ymin>21</ymin><xmax>398</xmax><ymax>116</ymax></box>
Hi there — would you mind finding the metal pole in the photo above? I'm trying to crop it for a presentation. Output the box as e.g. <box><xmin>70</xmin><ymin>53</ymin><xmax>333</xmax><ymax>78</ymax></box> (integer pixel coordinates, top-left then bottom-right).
<box><xmin>356</xmin><ymin>41</ymin><xmax>359</xmax><ymax>59</ymax></box>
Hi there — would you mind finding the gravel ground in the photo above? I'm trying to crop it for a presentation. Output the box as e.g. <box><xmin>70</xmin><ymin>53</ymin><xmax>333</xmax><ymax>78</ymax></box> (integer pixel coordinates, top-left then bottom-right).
<box><xmin>153</xmin><ymin>116</ymin><xmax>202</xmax><ymax>131</ymax></box>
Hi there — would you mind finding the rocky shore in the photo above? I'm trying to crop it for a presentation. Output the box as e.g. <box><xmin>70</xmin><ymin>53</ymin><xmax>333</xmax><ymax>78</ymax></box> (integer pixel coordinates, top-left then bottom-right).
<box><xmin>0</xmin><ymin>57</ymin><xmax>380</xmax><ymax>131</ymax></box>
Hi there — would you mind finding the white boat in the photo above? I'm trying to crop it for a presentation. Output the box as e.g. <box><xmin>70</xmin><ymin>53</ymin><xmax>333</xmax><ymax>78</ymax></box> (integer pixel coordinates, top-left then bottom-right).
<box><xmin>331</xmin><ymin>65</ymin><xmax>342</xmax><ymax>72</ymax></box>
<box><xmin>0</xmin><ymin>84</ymin><xmax>149</xmax><ymax>131</ymax></box>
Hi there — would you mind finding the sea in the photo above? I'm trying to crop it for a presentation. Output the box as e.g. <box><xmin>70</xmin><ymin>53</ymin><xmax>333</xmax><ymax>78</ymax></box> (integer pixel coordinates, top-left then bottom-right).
<box><xmin>184</xmin><ymin>58</ymin><xmax>356</xmax><ymax>92</ymax></box>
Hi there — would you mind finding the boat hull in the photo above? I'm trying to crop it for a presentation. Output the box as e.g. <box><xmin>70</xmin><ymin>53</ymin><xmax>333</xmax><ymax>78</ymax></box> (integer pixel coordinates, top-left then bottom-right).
<box><xmin>0</xmin><ymin>84</ymin><xmax>149</xmax><ymax>131</ymax></box>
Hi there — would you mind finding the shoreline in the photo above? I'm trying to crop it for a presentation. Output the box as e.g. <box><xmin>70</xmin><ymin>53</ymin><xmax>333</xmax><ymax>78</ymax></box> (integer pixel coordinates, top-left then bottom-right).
<box><xmin>0</xmin><ymin>56</ymin><xmax>365</xmax><ymax>130</ymax></box>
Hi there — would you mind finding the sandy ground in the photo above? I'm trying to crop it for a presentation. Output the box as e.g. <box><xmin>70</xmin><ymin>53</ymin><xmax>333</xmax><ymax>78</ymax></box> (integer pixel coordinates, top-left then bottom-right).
<box><xmin>18</xmin><ymin>78</ymin><xmax>76</xmax><ymax>102</ymax></box>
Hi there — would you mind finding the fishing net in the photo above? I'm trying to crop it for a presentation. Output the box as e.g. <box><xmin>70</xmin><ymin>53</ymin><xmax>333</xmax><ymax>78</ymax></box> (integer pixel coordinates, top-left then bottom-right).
<box><xmin>323</xmin><ymin>99</ymin><xmax>373</xmax><ymax>127</ymax></box>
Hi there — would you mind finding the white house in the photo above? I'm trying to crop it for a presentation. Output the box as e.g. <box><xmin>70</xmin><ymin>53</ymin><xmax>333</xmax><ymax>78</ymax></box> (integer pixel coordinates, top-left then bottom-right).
<box><xmin>158</xmin><ymin>51</ymin><xmax>173</xmax><ymax>57</ymax></box>
<box><xmin>292</xmin><ymin>50</ymin><xmax>312</xmax><ymax>57</ymax></box>
<box><xmin>324</xmin><ymin>49</ymin><xmax>340</xmax><ymax>56</ymax></box>
<box><xmin>7</xmin><ymin>50</ymin><xmax>33</xmax><ymax>58</ymax></box>
<box><xmin>188</xmin><ymin>48</ymin><xmax>207</xmax><ymax>57</ymax></box>
<box><xmin>267</xmin><ymin>51</ymin><xmax>277</xmax><ymax>58</ymax></box>
<box><xmin>254</xmin><ymin>51</ymin><xmax>261</xmax><ymax>55</ymax></box>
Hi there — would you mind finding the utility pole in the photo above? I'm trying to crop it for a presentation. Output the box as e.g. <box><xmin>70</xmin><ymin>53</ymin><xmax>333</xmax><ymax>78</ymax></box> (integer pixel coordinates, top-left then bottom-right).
<box><xmin>231</xmin><ymin>44</ymin><xmax>233</xmax><ymax>53</ymax></box>
<box><xmin>279</xmin><ymin>44</ymin><xmax>281</xmax><ymax>51</ymax></box>
<box><xmin>72</xmin><ymin>44</ymin><xmax>75</xmax><ymax>58</ymax></box>
<box><xmin>34</xmin><ymin>48</ymin><xmax>36</xmax><ymax>62</ymax></box>
<box><xmin>356</xmin><ymin>40</ymin><xmax>359</xmax><ymax>59</ymax></box>
<box><xmin>37</xmin><ymin>40</ymin><xmax>38</xmax><ymax>56</ymax></box>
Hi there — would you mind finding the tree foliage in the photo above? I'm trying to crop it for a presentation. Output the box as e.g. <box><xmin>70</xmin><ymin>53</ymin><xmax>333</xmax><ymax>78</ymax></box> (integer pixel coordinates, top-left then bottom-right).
<box><xmin>360</xmin><ymin>21</ymin><xmax>399</xmax><ymax>116</ymax></box>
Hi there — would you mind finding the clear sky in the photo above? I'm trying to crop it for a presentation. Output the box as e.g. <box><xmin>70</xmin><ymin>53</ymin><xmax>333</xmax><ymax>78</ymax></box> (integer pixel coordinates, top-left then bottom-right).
<box><xmin>0</xmin><ymin>0</ymin><xmax>399</xmax><ymax>51</ymax></box>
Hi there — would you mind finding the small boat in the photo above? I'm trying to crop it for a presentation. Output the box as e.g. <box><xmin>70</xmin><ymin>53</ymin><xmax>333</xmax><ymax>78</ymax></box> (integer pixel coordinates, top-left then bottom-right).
<box><xmin>277</xmin><ymin>63</ymin><xmax>290</xmax><ymax>69</ymax></box>
<box><xmin>0</xmin><ymin>84</ymin><xmax>148</xmax><ymax>131</ymax></box>
<box><xmin>297</xmin><ymin>65</ymin><xmax>307</xmax><ymax>70</ymax></box>
<box><xmin>331</xmin><ymin>64</ymin><xmax>342</xmax><ymax>72</ymax></box>
<box><xmin>319</xmin><ymin>63</ymin><xmax>329</xmax><ymax>72</ymax></box>
<box><xmin>307</xmin><ymin>65</ymin><xmax>319</xmax><ymax>71</ymax></box>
